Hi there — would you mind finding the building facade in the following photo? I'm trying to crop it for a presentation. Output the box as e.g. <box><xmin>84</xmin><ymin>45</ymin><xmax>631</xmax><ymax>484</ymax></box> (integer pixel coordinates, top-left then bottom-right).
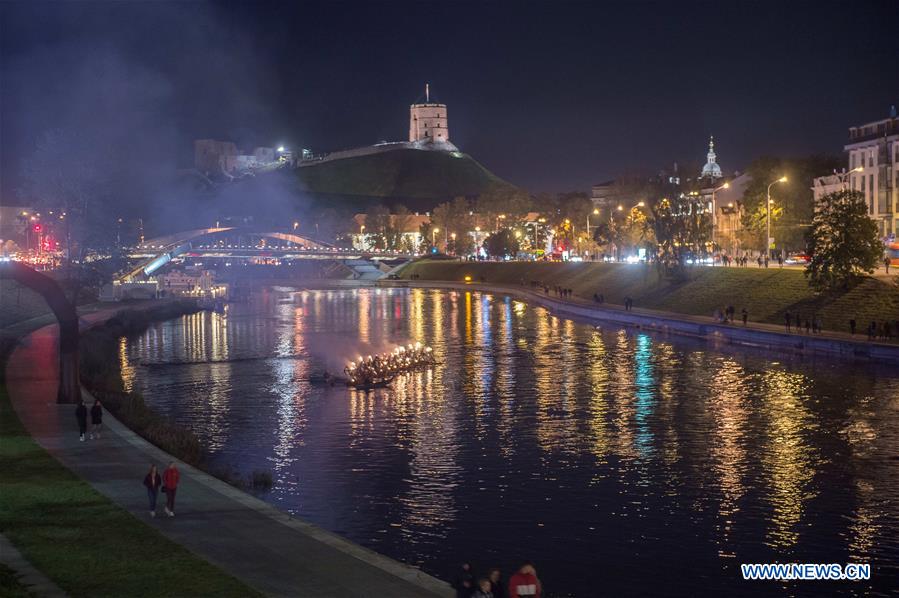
<box><xmin>812</xmin><ymin>170</ymin><xmax>852</xmax><ymax>203</ymax></box>
<box><xmin>194</xmin><ymin>139</ymin><xmax>238</xmax><ymax>175</ymax></box>
<box><xmin>845</xmin><ymin>109</ymin><xmax>898</xmax><ymax>239</ymax></box>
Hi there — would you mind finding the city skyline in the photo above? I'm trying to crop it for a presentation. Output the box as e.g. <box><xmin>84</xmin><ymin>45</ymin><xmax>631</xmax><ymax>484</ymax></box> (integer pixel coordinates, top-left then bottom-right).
<box><xmin>2</xmin><ymin>0</ymin><xmax>898</xmax><ymax>197</ymax></box>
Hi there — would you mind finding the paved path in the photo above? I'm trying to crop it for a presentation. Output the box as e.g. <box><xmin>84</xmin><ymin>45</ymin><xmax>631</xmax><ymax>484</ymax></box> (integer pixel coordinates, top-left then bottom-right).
<box><xmin>0</xmin><ymin>533</ymin><xmax>67</xmax><ymax>598</ymax></box>
<box><xmin>5</xmin><ymin>317</ymin><xmax>452</xmax><ymax>598</ymax></box>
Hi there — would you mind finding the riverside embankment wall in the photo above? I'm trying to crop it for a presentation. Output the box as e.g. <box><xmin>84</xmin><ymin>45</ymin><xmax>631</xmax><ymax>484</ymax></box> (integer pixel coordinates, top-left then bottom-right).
<box><xmin>380</xmin><ymin>280</ymin><xmax>899</xmax><ymax>366</ymax></box>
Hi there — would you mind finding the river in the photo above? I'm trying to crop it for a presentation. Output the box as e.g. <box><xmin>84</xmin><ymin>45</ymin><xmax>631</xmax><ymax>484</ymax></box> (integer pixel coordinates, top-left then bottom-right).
<box><xmin>120</xmin><ymin>287</ymin><xmax>899</xmax><ymax>596</ymax></box>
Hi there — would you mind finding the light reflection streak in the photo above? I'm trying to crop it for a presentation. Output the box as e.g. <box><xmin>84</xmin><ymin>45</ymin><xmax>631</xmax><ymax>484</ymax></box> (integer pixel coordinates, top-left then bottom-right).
<box><xmin>706</xmin><ymin>357</ymin><xmax>750</xmax><ymax>554</ymax></box>
<box><xmin>632</xmin><ymin>334</ymin><xmax>655</xmax><ymax>458</ymax></box>
<box><xmin>759</xmin><ymin>369</ymin><xmax>817</xmax><ymax>549</ymax></box>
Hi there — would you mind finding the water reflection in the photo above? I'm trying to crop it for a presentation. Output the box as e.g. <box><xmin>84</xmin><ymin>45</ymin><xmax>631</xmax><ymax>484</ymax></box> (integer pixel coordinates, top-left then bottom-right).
<box><xmin>122</xmin><ymin>288</ymin><xmax>899</xmax><ymax>596</ymax></box>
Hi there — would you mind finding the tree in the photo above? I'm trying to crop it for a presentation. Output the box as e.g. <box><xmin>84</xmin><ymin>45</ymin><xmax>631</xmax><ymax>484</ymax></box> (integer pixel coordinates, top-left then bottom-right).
<box><xmin>476</xmin><ymin>184</ymin><xmax>533</xmax><ymax>227</ymax></box>
<box><xmin>619</xmin><ymin>206</ymin><xmax>650</xmax><ymax>255</ymax></box>
<box><xmin>805</xmin><ymin>190</ymin><xmax>883</xmax><ymax>290</ymax></box>
<box><xmin>739</xmin><ymin>201</ymin><xmax>784</xmax><ymax>251</ymax></box>
<box><xmin>741</xmin><ymin>155</ymin><xmax>842</xmax><ymax>252</ymax></box>
<box><xmin>647</xmin><ymin>193</ymin><xmax>713</xmax><ymax>276</ymax></box>
<box><xmin>385</xmin><ymin>204</ymin><xmax>412</xmax><ymax>251</ymax></box>
<box><xmin>364</xmin><ymin>204</ymin><xmax>391</xmax><ymax>250</ymax></box>
<box><xmin>483</xmin><ymin>228</ymin><xmax>520</xmax><ymax>259</ymax></box>
<box><xmin>431</xmin><ymin>197</ymin><xmax>473</xmax><ymax>252</ymax></box>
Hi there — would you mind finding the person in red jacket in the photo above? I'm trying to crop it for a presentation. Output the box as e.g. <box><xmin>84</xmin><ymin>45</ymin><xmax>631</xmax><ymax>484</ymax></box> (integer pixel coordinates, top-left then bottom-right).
<box><xmin>508</xmin><ymin>562</ymin><xmax>542</xmax><ymax>598</ymax></box>
<box><xmin>162</xmin><ymin>461</ymin><xmax>180</xmax><ymax>517</ymax></box>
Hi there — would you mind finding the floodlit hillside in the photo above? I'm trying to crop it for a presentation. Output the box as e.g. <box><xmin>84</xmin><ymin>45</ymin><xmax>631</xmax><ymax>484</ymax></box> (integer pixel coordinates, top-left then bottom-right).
<box><xmin>295</xmin><ymin>148</ymin><xmax>513</xmax><ymax>203</ymax></box>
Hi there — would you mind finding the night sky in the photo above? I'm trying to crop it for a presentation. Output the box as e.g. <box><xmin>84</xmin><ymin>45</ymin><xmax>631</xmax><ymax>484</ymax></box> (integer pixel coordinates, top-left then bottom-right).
<box><xmin>2</xmin><ymin>0</ymin><xmax>897</xmax><ymax>197</ymax></box>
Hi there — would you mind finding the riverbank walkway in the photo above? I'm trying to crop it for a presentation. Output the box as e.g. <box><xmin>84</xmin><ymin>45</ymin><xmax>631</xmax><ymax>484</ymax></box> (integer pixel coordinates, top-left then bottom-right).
<box><xmin>4</xmin><ymin>312</ymin><xmax>452</xmax><ymax>598</ymax></box>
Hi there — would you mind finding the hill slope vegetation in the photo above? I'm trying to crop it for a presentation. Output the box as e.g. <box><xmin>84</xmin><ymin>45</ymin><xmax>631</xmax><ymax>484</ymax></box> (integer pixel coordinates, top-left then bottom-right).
<box><xmin>296</xmin><ymin>148</ymin><xmax>512</xmax><ymax>202</ymax></box>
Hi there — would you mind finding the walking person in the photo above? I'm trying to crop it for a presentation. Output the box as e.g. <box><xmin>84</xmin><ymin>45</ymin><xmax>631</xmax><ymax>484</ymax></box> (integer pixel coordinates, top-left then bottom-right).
<box><xmin>741</xmin><ymin>308</ymin><xmax>748</xmax><ymax>326</ymax></box>
<box><xmin>162</xmin><ymin>461</ymin><xmax>180</xmax><ymax>517</ymax></box>
<box><xmin>885</xmin><ymin>256</ymin><xmax>891</xmax><ymax>274</ymax></box>
<box><xmin>850</xmin><ymin>318</ymin><xmax>856</xmax><ymax>335</ymax></box>
<box><xmin>784</xmin><ymin>311</ymin><xmax>792</xmax><ymax>333</ymax></box>
<box><xmin>144</xmin><ymin>463</ymin><xmax>163</xmax><ymax>517</ymax></box>
<box><xmin>90</xmin><ymin>399</ymin><xmax>103</xmax><ymax>439</ymax></box>
<box><xmin>509</xmin><ymin>561</ymin><xmax>542</xmax><ymax>598</ymax></box>
<box><xmin>487</xmin><ymin>568</ymin><xmax>504</xmax><ymax>598</ymax></box>
<box><xmin>75</xmin><ymin>400</ymin><xmax>88</xmax><ymax>442</ymax></box>
<box><xmin>453</xmin><ymin>562</ymin><xmax>474</xmax><ymax>598</ymax></box>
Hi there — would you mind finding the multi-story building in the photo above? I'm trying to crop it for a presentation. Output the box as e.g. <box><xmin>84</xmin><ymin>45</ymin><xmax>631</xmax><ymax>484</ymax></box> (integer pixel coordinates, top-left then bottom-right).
<box><xmin>812</xmin><ymin>169</ymin><xmax>853</xmax><ymax>203</ymax></box>
<box><xmin>845</xmin><ymin>107</ymin><xmax>898</xmax><ymax>239</ymax></box>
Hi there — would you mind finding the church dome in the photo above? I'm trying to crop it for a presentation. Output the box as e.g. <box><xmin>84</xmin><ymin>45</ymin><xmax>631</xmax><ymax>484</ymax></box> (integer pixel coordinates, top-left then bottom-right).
<box><xmin>701</xmin><ymin>136</ymin><xmax>722</xmax><ymax>179</ymax></box>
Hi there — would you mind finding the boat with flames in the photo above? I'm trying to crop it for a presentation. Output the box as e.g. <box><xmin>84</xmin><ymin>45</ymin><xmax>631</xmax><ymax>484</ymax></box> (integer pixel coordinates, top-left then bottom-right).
<box><xmin>344</xmin><ymin>343</ymin><xmax>436</xmax><ymax>388</ymax></box>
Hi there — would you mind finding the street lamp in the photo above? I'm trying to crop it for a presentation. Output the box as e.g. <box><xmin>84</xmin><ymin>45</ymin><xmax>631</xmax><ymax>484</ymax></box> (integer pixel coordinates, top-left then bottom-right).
<box><xmin>710</xmin><ymin>182</ymin><xmax>729</xmax><ymax>246</ymax></box>
<box><xmin>586</xmin><ymin>208</ymin><xmax>599</xmax><ymax>237</ymax></box>
<box><xmin>766</xmin><ymin>176</ymin><xmax>788</xmax><ymax>260</ymax></box>
<box><xmin>450</xmin><ymin>232</ymin><xmax>457</xmax><ymax>255</ymax></box>
<box><xmin>838</xmin><ymin>166</ymin><xmax>864</xmax><ymax>190</ymax></box>
<box><xmin>293</xmin><ymin>221</ymin><xmax>299</xmax><ymax>231</ymax></box>
<box><xmin>432</xmin><ymin>227</ymin><xmax>439</xmax><ymax>249</ymax></box>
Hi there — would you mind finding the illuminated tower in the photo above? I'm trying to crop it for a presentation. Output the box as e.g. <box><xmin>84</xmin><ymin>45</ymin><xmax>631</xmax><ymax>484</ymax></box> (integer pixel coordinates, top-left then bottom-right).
<box><xmin>409</xmin><ymin>84</ymin><xmax>449</xmax><ymax>144</ymax></box>
<box><xmin>701</xmin><ymin>136</ymin><xmax>723</xmax><ymax>180</ymax></box>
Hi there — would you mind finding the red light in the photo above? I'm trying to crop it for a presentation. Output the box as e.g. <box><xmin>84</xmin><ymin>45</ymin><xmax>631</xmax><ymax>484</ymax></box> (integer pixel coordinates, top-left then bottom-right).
<box><xmin>33</xmin><ymin>224</ymin><xmax>42</xmax><ymax>232</ymax></box>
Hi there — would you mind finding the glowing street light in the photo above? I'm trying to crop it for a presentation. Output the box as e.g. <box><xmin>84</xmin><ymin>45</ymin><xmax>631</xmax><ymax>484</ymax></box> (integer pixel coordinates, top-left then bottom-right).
<box><xmin>432</xmin><ymin>227</ymin><xmax>439</xmax><ymax>248</ymax></box>
<box><xmin>839</xmin><ymin>166</ymin><xmax>864</xmax><ymax>190</ymax></box>
<box><xmin>586</xmin><ymin>208</ymin><xmax>600</xmax><ymax>237</ymax></box>
<box><xmin>766</xmin><ymin>176</ymin><xmax>788</xmax><ymax>259</ymax></box>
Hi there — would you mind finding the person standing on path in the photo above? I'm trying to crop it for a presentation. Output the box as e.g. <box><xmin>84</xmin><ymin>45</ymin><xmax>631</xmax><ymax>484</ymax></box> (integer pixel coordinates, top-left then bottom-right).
<box><xmin>784</xmin><ymin>312</ymin><xmax>792</xmax><ymax>333</ymax></box>
<box><xmin>75</xmin><ymin>400</ymin><xmax>87</xmax><ymax>442</ymax></box>
<box><xmin>471</xmin><ymin>578</ymin><xmax>494</xmax><ymax>598</ymax></box>
<box><xmin>163</xmin><ymin>461</ymin><xmax>180</xmax><ymax>517</ymax></box>
<box><xmin>508</xmin><ymin>562</ymin><xmax>542</xmax><ymax>598</ymax></box>
<box><xmin>90</xmin><ymin>399</ymin><xmax>103</xmax><ymax>439</ymax></box>
<box><xmin>143</xmin><ymin>463</ymin><xmax>163</xmax><ymax>517</ymax></box>
<box><xmin>487</xmin><ymin>568</ymin><xmax>504</xmax><ymax>598</ymax></box>
<box><xmin>741</xmin><ymin>308</ymin><xmax>748</xmax><ymax>326</ymax></box>
<box><xmin>850</xmin><ymin>318</ymin><xmax>857</xmax><ymax>335</ymax></box>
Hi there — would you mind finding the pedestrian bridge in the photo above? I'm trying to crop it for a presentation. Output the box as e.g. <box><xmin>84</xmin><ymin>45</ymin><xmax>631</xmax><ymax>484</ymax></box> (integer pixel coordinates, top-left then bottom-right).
<box><xmin>119</xmin><ymin>227</ymin><xmax>412</xmax><ymax>282</ymax></box>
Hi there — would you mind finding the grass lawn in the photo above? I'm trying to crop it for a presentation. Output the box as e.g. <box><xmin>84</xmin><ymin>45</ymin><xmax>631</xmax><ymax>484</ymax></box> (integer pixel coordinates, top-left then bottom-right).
<box><xmin>399</xmin><ymin>260</ymin><xmax>899</xmax><ymax>335</ymax></box>
<box><xmin>0</xmin><ymin>347</ymin><xmax>259</xmax><ymax>597</ymax></box>
<box><xmin>0</xmin><ymin>564</ymin><xmax>35</xmax><ymax>597</ymax></box>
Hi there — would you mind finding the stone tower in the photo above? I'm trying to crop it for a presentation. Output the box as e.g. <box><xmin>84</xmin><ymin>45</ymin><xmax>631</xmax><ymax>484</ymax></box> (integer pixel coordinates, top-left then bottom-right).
<box><xmin>409</xmin><ymin>84</ymin><xmax>449</xmax><ymax>144</ymax></box>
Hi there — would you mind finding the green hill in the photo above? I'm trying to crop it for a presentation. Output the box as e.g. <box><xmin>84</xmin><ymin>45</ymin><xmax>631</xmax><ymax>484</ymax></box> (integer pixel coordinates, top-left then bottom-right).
<box><xmin>295</xmin><ymin>148</ymin><xmax>512</xmax><ymax>202</ymax></box>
